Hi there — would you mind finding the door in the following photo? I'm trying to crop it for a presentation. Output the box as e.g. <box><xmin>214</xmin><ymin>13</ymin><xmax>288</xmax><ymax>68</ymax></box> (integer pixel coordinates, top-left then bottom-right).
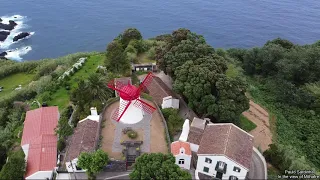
<box><xmin>216</xmin><ymin>172</ymin><xmax>223</xmax><ymax>179</ymax></box>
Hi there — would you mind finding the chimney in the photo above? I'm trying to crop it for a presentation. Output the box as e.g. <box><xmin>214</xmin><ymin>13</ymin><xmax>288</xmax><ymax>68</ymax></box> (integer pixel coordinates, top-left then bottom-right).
<box><xmin>90</xmin><ymin>107</ymin><xmax>98</xmax><ymax>116</ymax></box>
<box><xmin>179</xmin><ymin>119</ymin><xmax>190</xmax><ymax>142</ymax></box>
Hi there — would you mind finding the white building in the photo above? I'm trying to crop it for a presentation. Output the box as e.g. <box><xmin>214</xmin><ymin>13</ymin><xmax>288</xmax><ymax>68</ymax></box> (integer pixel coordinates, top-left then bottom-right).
<box><xmin>171</xmin><ymin>117</ymin><xmax>254</xmax><ymax>180</ymax></box>
<box><xmin>171</xmin><ymin>141</ymin><xmax>192</xmax><ymax>170</ymax></box>
<box><xmin>162</xmin><ymin>96</ymin><xmax>179</xmax><ymax>109</ymax></box>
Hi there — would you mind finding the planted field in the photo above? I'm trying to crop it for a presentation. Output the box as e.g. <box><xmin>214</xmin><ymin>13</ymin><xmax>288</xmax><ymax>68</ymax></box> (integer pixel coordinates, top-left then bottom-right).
<box><xmin>47</xmin><ymin>54</ymin><xmax>104</xmax><ymax>109</ymax></box>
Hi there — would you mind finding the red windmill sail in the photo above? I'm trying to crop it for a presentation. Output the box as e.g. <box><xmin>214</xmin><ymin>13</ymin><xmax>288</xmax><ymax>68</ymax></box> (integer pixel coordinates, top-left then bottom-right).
<box><xmin>107</xmin><ymin>72</ymin><xmax>156</xmax><ymax>123</ymax></box>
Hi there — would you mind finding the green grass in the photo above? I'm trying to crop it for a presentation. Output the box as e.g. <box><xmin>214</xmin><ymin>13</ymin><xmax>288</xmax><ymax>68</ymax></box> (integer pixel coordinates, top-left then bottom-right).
<box><xmin>239</xmin><ymin>114</ymin><xmax>257</xmax><ymax>132</ymax></box>
<box><xmin>136</xmin><ymin>53</ymin><xmax>156</xmax><ymax>64</ymax></box>
<box><xmin>47</xmin><ymin>54</ymin><xmax>105</xmax><ymax>110</ymax></box>
<box><xmin>48</xmin><ymin>88</ymin><xmax>70</xmax><ymax>109</ymax></box>
<box><xmin>0</xmin><ymin>73</ymin><xmax>35</xmax><ymax>99</ymax></box>
<box><xmin>68</xmin><ymin>54</ymin><xmax>105</xmax><ymax>89</ymax></box>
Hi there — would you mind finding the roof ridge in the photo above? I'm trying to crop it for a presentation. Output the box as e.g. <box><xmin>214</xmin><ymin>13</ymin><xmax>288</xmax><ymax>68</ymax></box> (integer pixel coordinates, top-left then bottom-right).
<box><xmin>223</xmin><ymin>125</ymin><xmax>232</xmax><ymax>154</ymax></box>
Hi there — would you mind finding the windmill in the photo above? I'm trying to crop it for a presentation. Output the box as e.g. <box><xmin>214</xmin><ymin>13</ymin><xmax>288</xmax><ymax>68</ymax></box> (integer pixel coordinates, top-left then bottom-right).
<box><xmin>107</xmin><ymin>72</ymin><xmax>156</xmax><ymax>124</ymax></box>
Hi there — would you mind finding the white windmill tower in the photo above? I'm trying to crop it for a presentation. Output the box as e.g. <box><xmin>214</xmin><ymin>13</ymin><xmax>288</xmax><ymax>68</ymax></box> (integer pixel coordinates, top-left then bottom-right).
<box><xmin>107</xmin><ymin>72</ymin><xmax>156</xmax><ymax>124</ymax></box>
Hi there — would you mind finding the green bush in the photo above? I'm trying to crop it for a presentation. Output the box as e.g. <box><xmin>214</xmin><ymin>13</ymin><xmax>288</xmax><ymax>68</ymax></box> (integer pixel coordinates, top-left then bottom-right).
<box><xmin>57</xmin><ymin>138</ymin><xmax>66</xmax><ymax>152</ymax></box>
<box><xmin>161</xmin><ymin>108</ymin><xmax>184</xmax><ymax>139</ymax></box>
<box><xmin>127</xmin><ymin>130</ymin><xmax>138</xmax><ymax>139</ymax></box>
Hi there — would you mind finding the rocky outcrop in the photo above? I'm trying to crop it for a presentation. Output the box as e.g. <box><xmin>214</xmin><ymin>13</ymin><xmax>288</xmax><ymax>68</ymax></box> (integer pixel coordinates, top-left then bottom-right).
<box><xmin>0</xmin><ymin>18</ymin><xmax>2</xmax><ymax>22</ymax></box>
<box><xmin>13</xmin><ymin>32</ymin><xmax>30</xmax><ymax>42</ymax></box>
<box><xmin>0</xmin><ymin>31</ymin><xmax>10</xmax><ymax>41</ymax></box>
<box><xmin>0</xmin><ymin>20</ymin><xmax>17</xmax><ymax>31</ymax></box>
<box><xmin>0</xmin><ymin>51</ymin><xmax>7</xmax><ymax>58</ymax></box>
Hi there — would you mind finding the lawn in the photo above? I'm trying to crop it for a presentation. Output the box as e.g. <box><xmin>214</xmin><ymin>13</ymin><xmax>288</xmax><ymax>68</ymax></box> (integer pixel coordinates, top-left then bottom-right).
<box><xmin>0</xmin><ymin>73</ymin><xmax>35</xmax><ymax>99</ymax></box>
<box><xmin>47</xmin><ymin>54</ymin><xmax>104</xmax><ymax>110</ymax></box>
<box><xmin>239</xmin><ymin>114</ymin><xmax>257</xmax><ymax>132</ymax></box>
<box><xmin>136</xmin><ymin>53</ymin><xmax>156</xmax><ymax>64</ymax></box>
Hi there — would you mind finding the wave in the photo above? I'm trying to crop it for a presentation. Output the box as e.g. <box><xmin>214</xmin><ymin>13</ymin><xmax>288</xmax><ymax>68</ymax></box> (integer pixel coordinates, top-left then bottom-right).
<box><xmin>0</xmin><ymin>15</ymin><xmax>33</xmax><ymax>61</ymax></box>
<box><xmin>3</xmin><ymin>46</ymin><xmax>32</xmax><ymax>61</ymax></box>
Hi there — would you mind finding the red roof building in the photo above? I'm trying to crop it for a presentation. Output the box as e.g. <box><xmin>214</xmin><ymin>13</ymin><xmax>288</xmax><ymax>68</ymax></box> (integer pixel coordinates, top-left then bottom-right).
<box><xmin>21</xmin><ymin>107</ymin><xmax>59</xmax><ymax>179</ymax></box>
<box><xmin>171</xmin><ymin>141</ymin><xmax>192</xmax><ymax>156</ymax></box>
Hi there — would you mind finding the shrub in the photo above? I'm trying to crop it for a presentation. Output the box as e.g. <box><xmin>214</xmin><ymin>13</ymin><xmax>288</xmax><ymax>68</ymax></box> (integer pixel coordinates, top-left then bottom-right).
<box><xmin>127</xmin><ymin>130</ymin><xmax>138</xmax><ymax>139</ymax></box>
<box><xmin>57</xmin><ymin>138</ymin><xmax>66</xmax><ymax>152</ymax></box>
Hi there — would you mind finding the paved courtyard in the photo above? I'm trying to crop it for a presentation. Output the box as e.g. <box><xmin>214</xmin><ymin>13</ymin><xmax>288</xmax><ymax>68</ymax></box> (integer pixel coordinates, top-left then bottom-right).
<box><xmin>101</xmin><ymin>100</ymin><xmax>167</xmax><ymax>160</ymax></box>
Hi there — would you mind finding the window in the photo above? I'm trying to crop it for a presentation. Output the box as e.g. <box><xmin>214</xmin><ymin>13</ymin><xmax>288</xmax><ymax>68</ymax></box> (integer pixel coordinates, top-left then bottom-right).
<box><xmin>205</xmin><ymin>158</ymin><xmax>212</xmax><ymax>164</ymax></box>
<box><xmin>233</xmin><ymin>166</ymin><xmax>241</xmax><ymax>172</ymax></box>
<box><xmin>203</xmin><ymin>166</ymin><xmax>209</xmax><ymax>173</ymax></box>
<box><xmin>229</xmin><ymin>176</ymin><xmax>238</xmax><ymax>180</ymax></box>
<box><xmin>178</xmin><ymin>159</ymin><xmax>184</xmax><ymax>165</ymax></box>
<box><xmin>180</xmin><ymin>148</ymin><xmax>185</xmax><ymax>154</ymax></box>
<box><xmin>215</xmin><ymin>161</ymin><xmax>227</xmax><ymax>174</ymax></box>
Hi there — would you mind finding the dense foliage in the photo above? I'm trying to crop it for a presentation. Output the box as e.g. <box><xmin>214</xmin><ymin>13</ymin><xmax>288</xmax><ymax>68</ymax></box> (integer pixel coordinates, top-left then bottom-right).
<box><xmin>227</xmin><ymin>38</ymin><xmax>320</xmax><ymax>170</ymax></box>
<box><xmin>161</xmin><ymin>108</ymin><xmax>184</xmax><ymax>141</ymax></box>
<box><xmin>156</xmin><ymin>28</ymin><xmax>249</xmax><ymax>124</ymax></box>
<box><xmin>0</xmin><ymin>148</ymin><xmax>25</xmax><ymax>180</ymax></box>
<box><xmin>77</xmin><ymin>149</ymin><xmax>109</xmax><ymax>179</ymax></box>
<box><xmin>129</xmin><ymin>153</ymin><xmax>192</xmax><ymax>180</ymax></box>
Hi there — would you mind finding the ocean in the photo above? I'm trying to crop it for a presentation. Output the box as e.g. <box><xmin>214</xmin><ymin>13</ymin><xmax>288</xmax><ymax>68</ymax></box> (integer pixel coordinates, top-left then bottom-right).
<box><xmin>1</xmin><ymin>0</ymin><xmax>320</xmax><ymax>61</ymax></box>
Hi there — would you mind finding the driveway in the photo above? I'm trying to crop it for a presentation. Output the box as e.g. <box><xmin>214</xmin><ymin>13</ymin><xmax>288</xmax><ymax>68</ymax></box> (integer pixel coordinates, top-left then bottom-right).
<box><xmin>248</xmin><ymin>148</ymin><xmax>267</xmax><ymax>180</ymax></box>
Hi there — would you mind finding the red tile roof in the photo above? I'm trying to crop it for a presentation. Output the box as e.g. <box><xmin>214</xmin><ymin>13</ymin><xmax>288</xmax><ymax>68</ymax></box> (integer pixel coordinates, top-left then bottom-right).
<box><xmin>25</xmin><ymin>134</ymin><xmax>57</xmax><ymax>177</ymax></box>
<box><xmin>171</xmin><ymin>141</ymin><xmax>191</xmax><ymax>156</ymax></box>
<box><xmin>65</xmin><ymin>119</ymin><xmax>99</xmax><ymax>162</ymax></box>
<box><xmin>21</xmin><ymin>107</ymin><xmax>59</xmax><ymax>178</ymax></box>
<box><xmin>197</xmin><ymin>124</ymin><xmax>254</xmax><ymax>169</ymax></box>
<box><xmin>21</xmin><ymin>107</ymin><xmax>59</xmax><ymax>146</ymax></box>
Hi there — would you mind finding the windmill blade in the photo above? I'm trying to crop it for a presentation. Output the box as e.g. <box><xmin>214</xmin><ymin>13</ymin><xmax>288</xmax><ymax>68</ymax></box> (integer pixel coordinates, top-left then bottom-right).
<box><xmin>107</xmin><ymin>79</ymin><xmax>131</xmax><ymax>97</ymax></box>
<box><xmin>133</xmin><ymin>99</ymin><xmax>156</xmax><ymax>114</ymax></box>
<box><xmin>111</xmin><ymin>100</ymin><xmax>132</xmax><ymax>122</ymax></box>
<box><xmin>138</xmin><ymin>72</ymin><xmax>154</xmax><ymax>92</ymax></box>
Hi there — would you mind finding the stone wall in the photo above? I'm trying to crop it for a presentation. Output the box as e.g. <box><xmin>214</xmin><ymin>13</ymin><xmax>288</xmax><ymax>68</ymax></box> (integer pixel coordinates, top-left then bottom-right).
<box><xmin>103</xmin><ymin>160</ymin><xmax>127</xmax><ymax>172</ymax></box>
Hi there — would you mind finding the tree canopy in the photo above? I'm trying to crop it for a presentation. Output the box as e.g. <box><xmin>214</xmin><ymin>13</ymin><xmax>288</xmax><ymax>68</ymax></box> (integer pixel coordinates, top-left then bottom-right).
<box><xmin>105</xmin><ymin>40</ymin><xmax>130</xmax><ymax>73</ymax></box>
<box><xmin>129</xmin><ymin>153</ymin><xmax>192</xmax><ymax>180</ymax></box>
<box><xmin>0</xmin><ymin>148</ymin><xmax>25</xmax><ymax>180</ymax></box>
<box><xmin>156</xmin><ymin>28</ymin><xmax>214</xmax><ymax>77</ymax></box>
<box><xmin>155</xmin><ymin>29</ymin><xmax>249</xmax><ymax>123</ymax></box>
<box><xmin>121</xmin><ymin>28</ymin><xmax>143</xmax><ymax>48</ymax></box>
<box><xmin>77</xmin><ymin>149</ymin><xmax>109</xmax><ymax>179</ymax></box>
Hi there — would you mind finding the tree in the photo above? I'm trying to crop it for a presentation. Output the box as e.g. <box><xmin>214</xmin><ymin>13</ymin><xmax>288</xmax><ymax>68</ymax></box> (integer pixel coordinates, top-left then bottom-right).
<box><xmin>121</xmin><ymin>28</ymin><xmax>143</xmax><ymax>48</ymax></box>
<box><xmin>155</xmin><ymin>28</ymin><xmax>214</xmax><ymax>77</ymax></box>
<box><xmin>77</xmin><ymin>149</ymin><xmax>109</xmax><ymax>179</ymax></box>
<box><xmin>0</xmin><ymin>148</ymin><xmax>25</xmax><ymax>180</ymax></box>
<box><xmin>85</xmin><ymin>73</ymin><xmax>113</xmax><ymax>102</ymax></box>
<box><xmin>105</xmin><ymin>40</ymin><xmax>130</xmax><ymax>73</ymax></box>
<box><xmin>173</xmin><ymin>55</ymin><xmax>248</xmax><ymax>123</ymax></box>
<box><xmin>129</xmin><ymin>153</ymin><xmax>192</xmax><ymax>180</ymax></box>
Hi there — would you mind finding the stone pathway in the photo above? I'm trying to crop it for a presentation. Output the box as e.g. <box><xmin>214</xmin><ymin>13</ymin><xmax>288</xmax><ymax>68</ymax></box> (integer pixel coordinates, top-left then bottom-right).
<box><xmin>111</xmin><ymin>111</ymin><xmax>152</xmax><ymax>153</ymax></box>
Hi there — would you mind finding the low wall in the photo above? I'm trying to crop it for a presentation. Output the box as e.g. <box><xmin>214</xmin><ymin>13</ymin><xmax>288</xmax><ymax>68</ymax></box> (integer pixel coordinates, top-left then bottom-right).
<box><xmin>97</xmin><ymin>97</ymin><xmax>120</xmax><ymax>149</ymax></box>
<box><xmin>103</xmin><ymin>160</ymin><xmax>127</xmax><ymax>172</ymax></box>
<box><xmin>153</xmin><ymin>101</ymin><xmax>171</xmax><ymax>152</ymax></box>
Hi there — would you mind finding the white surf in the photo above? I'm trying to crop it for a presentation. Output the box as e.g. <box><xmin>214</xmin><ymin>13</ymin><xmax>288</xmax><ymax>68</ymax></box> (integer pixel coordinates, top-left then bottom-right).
<box><xmin>4</xmin><ymin>46</ymin><xmax>32</xmax><ymax>61</ymax></box>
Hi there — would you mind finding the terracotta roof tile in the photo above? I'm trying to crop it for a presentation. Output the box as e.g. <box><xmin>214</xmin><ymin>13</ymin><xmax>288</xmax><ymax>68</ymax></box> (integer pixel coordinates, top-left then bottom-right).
<box><xmin>65</xmin><ymin>120</ymin><xmax>99</xmax><ymax>162</ymax></box>
<box><xmin>21</xmin><ymin>107</ymin><xmax>59</xmax><ymax>178</ymax></box>
<box><xmin>21</xmin><ymin>107</ymin><xmax>59</xmax><ymax>146</ymax></box>
<box><xmin>25</xmin><ymin>134</ymin><xmax>57</xmax><ymax>177</ymax></box>
<box><xmin>187</xmin><ymin>127</ymin><xmax>204</xmax><ymax>145</ymax></box>
<box><xmin>171</xmin><ymin>141</ymin><xmax>191</xmax><ymax>156</ymax></box>
<box><xmin>197</xmin><ymin>124</ymin><xmax>254</xmax><ymax>169</ymax></box>
<box><xmin>146</xmin><ymin>76</ymin><xmax>177</xmax><ymax>105</ymax></box>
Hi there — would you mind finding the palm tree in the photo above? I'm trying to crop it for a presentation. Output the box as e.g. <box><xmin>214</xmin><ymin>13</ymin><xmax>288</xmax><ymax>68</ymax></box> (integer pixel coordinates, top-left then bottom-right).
<box><xmin>85</xmin><ymin>73</ymin><xmax>113</xmax><ymax>102</ymax></box>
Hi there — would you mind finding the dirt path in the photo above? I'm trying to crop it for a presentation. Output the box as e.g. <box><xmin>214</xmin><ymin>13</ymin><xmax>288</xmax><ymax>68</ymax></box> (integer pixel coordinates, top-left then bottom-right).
<box><xmin>242</xmin><ymin>100</ymin><xmax>273</xmax><ymax>152</ymax></box>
